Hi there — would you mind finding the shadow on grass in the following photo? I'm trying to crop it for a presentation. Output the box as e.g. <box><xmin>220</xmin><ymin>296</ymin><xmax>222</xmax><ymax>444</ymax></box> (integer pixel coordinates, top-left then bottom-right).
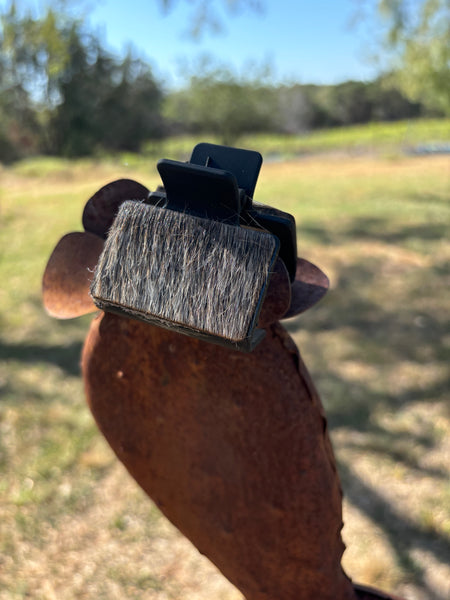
<box><xmin>315</xmin><ymin>370</ymin><xmax>448</xmax><ymax>480</ymax></box>
<box><xmin>299</xmin><ymin>216</ymin><xmax>448</xmax><ymax>247</ymax></box>
<box><xmin>1</xmin><ymin>296</ymin><xmax>92</xmax><ymax>378</ymax></box>
<box><xmin>340</xmin><ymin>460</ymin><xmax>450</xmax><ymax>600</ymax></box>
<box><xmin>0</xmin><ymin>339</ymin><xmax>83</xmax><ymax>377</ymax></box>
<box><xmin>288</xmin><ymin>264</ymin><xmax>447</xmax><ymax>368</ymax></box>
<box><xmin>287</xmin><ymin>215</ymin><xmax>449</xmax><ymax>596</ymax></box>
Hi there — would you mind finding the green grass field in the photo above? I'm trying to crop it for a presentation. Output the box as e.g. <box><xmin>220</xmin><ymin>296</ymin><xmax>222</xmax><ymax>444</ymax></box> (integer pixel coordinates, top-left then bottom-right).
<box><xmin>1</xmin><ymin>122</ymin><xmax>449</xmax><ymax>599</ymax></box>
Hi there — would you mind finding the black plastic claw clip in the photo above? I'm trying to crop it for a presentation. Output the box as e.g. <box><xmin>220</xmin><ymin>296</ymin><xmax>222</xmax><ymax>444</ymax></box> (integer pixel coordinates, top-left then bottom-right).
<box><xmin>91</xmin><ymin>143</ymin><xmax>298</xmax><ymax>352</ymax></box>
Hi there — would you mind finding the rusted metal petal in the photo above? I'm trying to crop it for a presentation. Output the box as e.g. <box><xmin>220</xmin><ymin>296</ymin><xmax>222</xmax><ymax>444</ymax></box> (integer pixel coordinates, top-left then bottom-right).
<box><xmin>282</xmin><ymin>257</ymin><xmax>330</xmax><ymax>319</ymax></box>
<box><xmin>42</xmin><ymin>231</ymin><xmax>104</xmax><ymax>319</ymax></box>
<box><xmin>82</xmin><ymin>179</ymin><xmax>149</xmax><ymax>238</ymax></box>
<box><xmin>83</xmin><ymin>315</ymin><xmax>356</xmax><ymax>600</ymax></box>
<box><xmin>257</xmin><ymin>258</ymin><xmax>291</xmax><ymax>327</ymax></box>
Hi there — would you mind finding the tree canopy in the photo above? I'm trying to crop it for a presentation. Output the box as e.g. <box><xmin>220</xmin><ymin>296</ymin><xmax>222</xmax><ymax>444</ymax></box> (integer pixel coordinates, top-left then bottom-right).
<box><xmin>159</xmin><ymin>0</ymin><xmax>263</xmax><ymax>36</ymax></box>
<box><xmin>377</xmin><ymin>0</ymin><xmax>450</xmax><ymax>114</ymax></box>
<box><xmin>0</xmin><ymin>1</ymin><xmax>163</xmax><ymax>159</ymax></box>
<box><xmin>160</xmin><ymin>0</ymin><xmax>450</xmax><ymax>114</ymax></box>
<box><xmin>0</xmin><ymin>0</ymin><xmax>447</xmax><ymax>162</ymax></box>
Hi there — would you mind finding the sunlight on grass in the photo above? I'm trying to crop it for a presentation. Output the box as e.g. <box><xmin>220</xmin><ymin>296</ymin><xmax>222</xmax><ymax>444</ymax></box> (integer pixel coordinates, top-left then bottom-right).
<box><xmin>1</xmin><ymin>139</ymin><xmax>449</xmax><ymax>599</ymax></box>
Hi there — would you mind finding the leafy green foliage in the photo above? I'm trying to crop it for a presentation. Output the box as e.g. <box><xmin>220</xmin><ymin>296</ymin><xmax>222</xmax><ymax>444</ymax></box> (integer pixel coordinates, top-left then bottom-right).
<box><xmin>164</xmin><ymin>61</ymin><xmax>277</xmax><ymax>144</ymax></box>
<box><xmin>48</xmin><ymin>35</ymin><xmax>163</xmax><ymax>156</ymax></box>
<box><xmin>0</xmin><ymin>1</ymin><xmax>447</xmax><ymax>163</ymax></box>
<box><xmin>0</xmin><ymin>1</ymin><xmax>163</xmax><ymax>159</ymax></box>
<box><xmin>378</xmin><ymin>0</ymin><xmax>450</xmax><ymax>114</ymax></box>
<box><xmin>276</xmin><ymin>80</ymin><xmax>424</xmax><ymax>133</ymax></box>
<box><xmin>159</xmin><ymin>0</ymin><xmax>263</xmax><ymax>37</ymax></box>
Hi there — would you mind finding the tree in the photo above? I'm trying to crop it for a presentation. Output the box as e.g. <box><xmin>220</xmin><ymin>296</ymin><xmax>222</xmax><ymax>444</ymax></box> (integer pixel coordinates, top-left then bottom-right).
<box><xmin>377</xmin><ymin>0</ymin><xmax>450</xmax><ymax>114</ymax></box>
<box><xmin>327</xmin><ymin>81</ymin><xmax>373</xmax><ymax>126</ymax></box>
<box><xmin>0</xmin><ymin>2</ymin><xmax>46</xmax><ymax>160</ymax></box>
<box><xmin>164</xmin><ymin>60</ymin><xmax>276</xmax><ymax>144</ymax></box>
<box><xmin>368</xmin><ymin>77</ymin><xmax>423</xmax><ymax>120</ymax></box>
<box><xmin>0</xmin><ymin>1</ymin><xmax>164</xmax><ymax>158</ymax></box>
<box><xmin>275</xmin><ymin>85</ymin><xmax>333</xmax><ymax>133</ymax></box>
<box><xmin>158</xmin><ymin>0</ymin><xmax>263</xmax><ymax>36</ymax></box>
<box><xmin>162</xmin><ymin>0</ymin><xmax>449</xmax><ymax>115</ymax></box>
<box><xmin>0</xmin><ymin>1</ymin><xmax>77</xmax><ymax>106</ymax></box>
<box><xmin>48</xmin><ymin>33</ymin><xmax>163</xmax><ymax>156</ymax></box>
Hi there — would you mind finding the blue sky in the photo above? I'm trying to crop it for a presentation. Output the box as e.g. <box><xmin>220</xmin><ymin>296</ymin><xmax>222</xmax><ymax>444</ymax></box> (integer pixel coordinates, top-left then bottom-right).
<box><xmin>85</xmin><ymin>0</ymin><xmax>384</xmax><ymax>88</ymax></box>
<box><xmin>1</xmin><ymin>0</ymin><xmax>386</xmax><ymax>87</ymax></box>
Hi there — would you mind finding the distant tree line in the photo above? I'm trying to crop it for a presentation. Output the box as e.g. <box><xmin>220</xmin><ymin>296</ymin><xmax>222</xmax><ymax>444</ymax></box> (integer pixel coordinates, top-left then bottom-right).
<box><xmin>0</xmin><ymin>2</ymin><xmax>446</xmax><ymax>163</ymax></box>
<box><xmin>166</xmin><ymin>70</ymin><xmax>430</xmax><ymax>143</ymax></box>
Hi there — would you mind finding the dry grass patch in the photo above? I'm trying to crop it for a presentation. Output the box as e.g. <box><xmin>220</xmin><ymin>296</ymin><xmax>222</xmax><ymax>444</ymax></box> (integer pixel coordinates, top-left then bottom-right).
<box><xmin>1</xmin><ymin>152</ymin><xmax>449</xmax><ymax>599</ymax></box>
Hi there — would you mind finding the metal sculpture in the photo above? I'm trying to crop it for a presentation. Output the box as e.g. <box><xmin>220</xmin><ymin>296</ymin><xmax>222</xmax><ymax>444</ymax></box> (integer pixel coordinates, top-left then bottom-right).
<box><xmin>43</xmin><ymin>144</ymin><xmax>406</xmax><ymax>600</ymax></box>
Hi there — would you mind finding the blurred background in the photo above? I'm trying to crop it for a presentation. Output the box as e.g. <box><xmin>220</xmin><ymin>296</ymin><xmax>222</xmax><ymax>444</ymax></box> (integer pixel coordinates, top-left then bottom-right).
<box><xmin>0</xmin><ymin>1</ymin><xmax>449</xmax><ymax>599</ymax></box>
<box><xmin>0</xmin><ymin>0</ymin><xmax>449</xmax><ymax>159</ymax></box>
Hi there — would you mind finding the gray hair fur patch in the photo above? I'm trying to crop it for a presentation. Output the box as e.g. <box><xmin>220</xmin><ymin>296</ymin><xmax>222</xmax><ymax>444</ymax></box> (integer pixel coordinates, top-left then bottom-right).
<box><xmin>90</xmin><ymin>201</ymin><xmax>278</xmax><ymax>347</ymax></box>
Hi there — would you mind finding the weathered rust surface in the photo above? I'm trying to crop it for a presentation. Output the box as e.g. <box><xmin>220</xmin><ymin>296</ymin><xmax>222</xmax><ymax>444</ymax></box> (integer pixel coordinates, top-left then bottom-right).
<box><xmin>82</xmin><ymin>178</ymin><xmax>149</xmax><ymax>238</ymax></box>
<box><xmin>42</xmin><ymin>231</ymin><xmax>104</xmax><ymax>319</ymax></box>
<box><xmin>82</xmin><ymin>312</ymin><xmax>357</xmax><ymax>600</ymax></box>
